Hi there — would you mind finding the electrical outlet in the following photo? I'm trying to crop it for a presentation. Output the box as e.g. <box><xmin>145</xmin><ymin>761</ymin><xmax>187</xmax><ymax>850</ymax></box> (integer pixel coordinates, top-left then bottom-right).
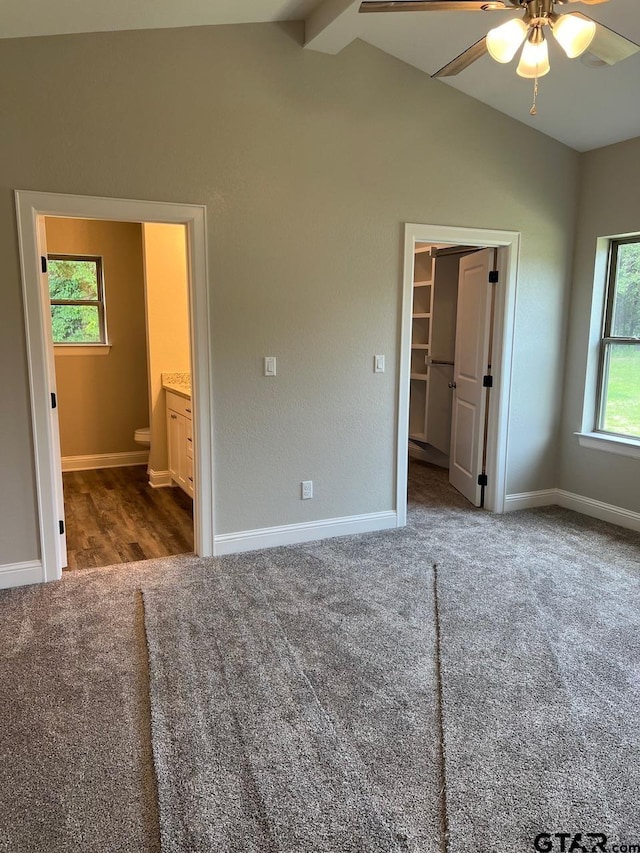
<box><xmin>374</xmin><ymin>354</ymin><xmax>385</xmax><ymax>373</ymax></box>
<box><xmin>264</xmin><ymin>356</ymin><xmax>276</xmax><ymax>376</ymax></box>
<box><xmin>301</xmin><ymin>480</ymin><xmax>313</xmax><ymax>500</ymax></box>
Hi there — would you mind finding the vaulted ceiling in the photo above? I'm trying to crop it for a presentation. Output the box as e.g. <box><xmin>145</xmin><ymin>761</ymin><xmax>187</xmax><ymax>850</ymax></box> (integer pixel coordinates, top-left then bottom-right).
<box><xmin>4</xmin><ymin>0</ymin><xmax>638</xmax><ymax>151</ymax></box>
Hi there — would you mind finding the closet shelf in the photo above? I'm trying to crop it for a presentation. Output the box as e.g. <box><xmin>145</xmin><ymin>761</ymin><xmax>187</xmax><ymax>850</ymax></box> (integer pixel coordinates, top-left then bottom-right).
<box><xmin>412</xmin><ymin>312</ymin><xmax>431</xmax><ymax>319</ymax></box>
<box><xmin>410</xmin><ymin>373</ymin><xmax>428</xmax><ymax>381</ymax></box>
<box><xmin>411</xmin><ymin>344</ymin><xmax>430</xmax><ymax>350</ymax></box>
<box><xmin>413</xmin><ymin>281</ymin><xmax>432</xmax><ymax>288</ymax></box>
<box><xmin>409</xmin><ymin>432</ymin><xmax>427</xmax><ymax>442</ymax></box>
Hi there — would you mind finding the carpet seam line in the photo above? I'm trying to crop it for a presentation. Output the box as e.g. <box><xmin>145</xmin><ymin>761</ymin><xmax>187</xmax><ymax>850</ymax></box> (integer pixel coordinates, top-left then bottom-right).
<box><xmin>433</xmin><ymin>563</ymin><xmax>450</xmax><ymax>853</ymax></box>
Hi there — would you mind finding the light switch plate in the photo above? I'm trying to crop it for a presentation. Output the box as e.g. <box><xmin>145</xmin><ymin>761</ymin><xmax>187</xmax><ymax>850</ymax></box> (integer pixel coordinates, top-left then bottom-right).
<box><xmin>374</xmin><ymin>354</ymin><xmax>385</xmax><ymax>374</ymax></box>
<box><xmin>264</xmin><ymin>356</ymin><xmax>277</xmax><ymax>377</ymax></box>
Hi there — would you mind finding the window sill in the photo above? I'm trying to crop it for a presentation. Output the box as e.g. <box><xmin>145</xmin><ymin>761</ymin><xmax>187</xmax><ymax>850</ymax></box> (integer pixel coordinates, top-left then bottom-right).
<box><xmin>576</xmin><ymin>431</ymin><xmax>640</xmax><ymax>460</ymax></box>
<box><xmin>54</xmin><ymin>344</ymin><xmax>111</xmax><ymax>357</ymax></box>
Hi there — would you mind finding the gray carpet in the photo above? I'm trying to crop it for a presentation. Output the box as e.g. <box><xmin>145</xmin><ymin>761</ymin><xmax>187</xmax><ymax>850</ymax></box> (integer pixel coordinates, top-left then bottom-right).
<box><xmin>0</xmin><ymin>569</ymin><xmax>162</xmax><ymax>853</ymax></box>
<box><xmin>1</xmin><ymin>462</ymin><xmax>639</xmax><ymax>852</ymax></box>
<box><xmin>143</xmin><ymin>537</ymin><xmax>443</xmax><ymax>852</ymax></box>
<box><xmin>143</xmin><ymin>568</ymin><xmax>406</xmax><ymax>852</ymax></box>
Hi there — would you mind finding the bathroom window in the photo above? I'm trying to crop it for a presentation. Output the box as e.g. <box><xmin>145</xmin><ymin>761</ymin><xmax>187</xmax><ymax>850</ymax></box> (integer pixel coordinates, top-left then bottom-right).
<box><xmin>596</xmin><ymin>237</ymin><xmax>640</xmax><ymax>440</ymax></box>
<box><xmin>48</xmin><ymin>254</ymin><xmax>107</xmax><ymax>345</ymax></box>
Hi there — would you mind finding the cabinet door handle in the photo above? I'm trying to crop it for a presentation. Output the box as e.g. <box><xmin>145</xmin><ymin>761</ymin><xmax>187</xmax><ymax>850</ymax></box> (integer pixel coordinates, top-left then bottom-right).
<box><xmin>185</xmin><ymin>408</ymin><xmax>191</xmax><ymax>414</ymax></box>
<box><xmin>187</xmin><ymin>437</ymin><xmax>192</xmax><ymax>443</ymax></box>
<box><xmin>188</xmin><ymin>477</ymin><xmax>193</xmax><ymax>482</ymax></box>
<box><xmin>170</xmin><ymin>413</ymin><xmax>177</xmax><ymax>419</ymax></box>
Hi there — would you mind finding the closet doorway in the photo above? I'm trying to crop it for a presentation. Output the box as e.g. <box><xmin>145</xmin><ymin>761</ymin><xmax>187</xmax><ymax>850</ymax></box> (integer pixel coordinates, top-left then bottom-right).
<box><xmin>397</xmin><ymin>224</ymin><xmax>520</xmax><ymax>524</ymax></box>
<box><xmin>410</xmin><ymin>243</ymin><xmax>495</xmax><ymax>506</ymax></box>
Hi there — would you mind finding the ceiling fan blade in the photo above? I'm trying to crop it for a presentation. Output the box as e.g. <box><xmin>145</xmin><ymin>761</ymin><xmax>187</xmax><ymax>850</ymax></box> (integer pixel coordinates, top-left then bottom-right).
<box><xmin>359</xmin><ymin>1</ymin><xmax>511</xmax><ymax>12</ymax></box>
<box><xmin>432</xmin><ymin>36</ymin><xmax>488</xmax><ymax>76</ymax></box>
<box><xmin>570</xmin><ymin>12</ymin><xmax>640</xmax><ymax>65</ymax></box>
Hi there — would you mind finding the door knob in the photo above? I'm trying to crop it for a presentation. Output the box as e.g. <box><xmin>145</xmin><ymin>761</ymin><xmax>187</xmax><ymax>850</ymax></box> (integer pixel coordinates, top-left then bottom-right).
<box><xmin>448</xmin><ymin>382</ymin><xmax>456</xmax><ymax>389</ymax></box>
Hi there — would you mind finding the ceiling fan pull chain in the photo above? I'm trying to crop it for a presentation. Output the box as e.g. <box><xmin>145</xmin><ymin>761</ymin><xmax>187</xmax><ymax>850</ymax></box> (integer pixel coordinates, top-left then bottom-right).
<box><xmin>530</xmin><ymin>76</ymin><xmax>539</xmax><ymax>116</ymax></box>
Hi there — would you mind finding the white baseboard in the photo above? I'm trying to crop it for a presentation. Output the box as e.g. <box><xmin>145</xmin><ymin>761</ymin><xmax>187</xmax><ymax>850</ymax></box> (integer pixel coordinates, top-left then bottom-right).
<box><xmin>214</xmin><ymin>510</ymin><xmax>398</xmax><ymax>556</ymax></box>
<box><xmin>149</xmin><ymin>469</ymin><xmax>173</xmax><ymax>488</ymax></box>
<box><xmin>556</xmin><ymin>489</ymin><xmax>640</xmax><ymax>533</ymax></box>
<box><xmin>61</xmin><ymin>451</ymin><xmax>149</xmax><ymax>472</ymax></box>
<box><xmin>0</xmin><ymin>560</ymin><xmax>44</xmax><ymax>590</ymax></box>
<box><xmin>504</xmin><ymin>487</ymin><xmax>640</xmax><ymax>534</ymax></box>
<box><xmin>504</xmin><ymin>489</ymin><xmax>560</xmax><ymax>511</ymax></box>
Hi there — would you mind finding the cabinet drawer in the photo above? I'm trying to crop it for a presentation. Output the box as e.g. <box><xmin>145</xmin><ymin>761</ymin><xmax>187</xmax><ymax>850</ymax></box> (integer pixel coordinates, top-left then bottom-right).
<box><xmin>166</xmin><ymin>390</ymin><xmax>192</xmax><ymax>420</ymax></box>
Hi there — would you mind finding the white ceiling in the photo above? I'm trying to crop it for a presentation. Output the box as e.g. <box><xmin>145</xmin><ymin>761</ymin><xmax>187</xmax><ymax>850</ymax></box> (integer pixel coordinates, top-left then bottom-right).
<box><xmin>2</xmin><ymin>0</ymin><xmax>638</xmax><ymax>151</ymax></box>
<box><xmin>349</xmin><ymin>0</ymin><xmax>640</xmax><ymax>151</ymax></box>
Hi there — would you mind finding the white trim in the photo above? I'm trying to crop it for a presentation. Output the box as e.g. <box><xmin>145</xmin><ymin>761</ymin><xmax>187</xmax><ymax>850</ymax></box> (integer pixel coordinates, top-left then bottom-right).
<box><xmin>61</xmin><ymin>451</ymin><xmax>149</xmax><ymax>472</ymax></box>
<box><xmin>504</xmin><ymin>489</ymin><xmax>560</xmax><ymax>511</ymax></box>
<box><xmin>579</xmin><ymin>235</ymin><xmax>625</xmax><ymax>436</ymax></box>
<box><xmin>504</xmin><ymin>487</ymin><xmax>640</xmax><ymax>534</ymax></box>
<box><xmin>576</xmin><ymin>431</ymin><xmax>640</xmax><ymax>459</ymax></box>
<box><xmin>0</xmin><ymin>560</ymin><xmax>44</xmax><ymax>590</ymax></box>
<box><xmin>556</xmin><ymin>489</ymin><xmax>640</xmax><ymax>533</ymax></box>
<box><xmin>148</xmin><ymin>469</ymin><xmax>173</xmax><ymax>488</ymax></box>
<box><xmin>15</xmin><ymin>190</ymin><xmax>215</xmax><ymax>584</ymax></box>
<box><xmin>214</xmin><ymin>511</ymin><xmax>398</xmax><ymax>556</ymax></box>
<box><xmin>54</xmin><ymin>344</ymin><xmax>111</xmax><ymax>357</ymax></box>
<box><xmin>398</xmin><ymin>223</ymin><xmax>520</xmax><ymax>525</ymax></box>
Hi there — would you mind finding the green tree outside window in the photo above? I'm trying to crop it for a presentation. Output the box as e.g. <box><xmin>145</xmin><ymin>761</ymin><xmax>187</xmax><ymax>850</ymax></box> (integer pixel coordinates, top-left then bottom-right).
<box><xmin>48</xmin><ymin>256</ymin><xmax>106</xmax><ymax>344</ymax></box>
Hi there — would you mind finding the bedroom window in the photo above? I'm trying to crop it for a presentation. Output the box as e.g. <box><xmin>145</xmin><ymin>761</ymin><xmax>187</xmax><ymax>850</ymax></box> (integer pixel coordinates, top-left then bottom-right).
<box><xmin>596</xmin><ymin>237</ymin><xmax>640</xmax><ymax>440</ymax></box>
<box><xmin>48</xmin><ymin>254</ymin><xmax>107</xmax><ymax>345</ymax></box>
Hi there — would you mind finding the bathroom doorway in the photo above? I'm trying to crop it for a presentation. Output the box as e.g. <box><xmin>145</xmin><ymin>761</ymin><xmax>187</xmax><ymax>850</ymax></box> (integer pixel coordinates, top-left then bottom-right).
<box><xmin>16</xmin><ymin>191</ymin><xmax>213</xmax><ymax>585</ymax></box>
<box><xmin>43</xmin><ymin>217</ymin><xmax>194</xmax><ymax>569</ymax></box>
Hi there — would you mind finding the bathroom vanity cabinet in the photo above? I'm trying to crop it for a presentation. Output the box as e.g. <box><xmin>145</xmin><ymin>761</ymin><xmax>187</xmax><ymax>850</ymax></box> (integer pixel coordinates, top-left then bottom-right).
<box><xmin>166</xmin><ymin>390</ymin><xmax>193</xmax><ymax>498</ymax></box>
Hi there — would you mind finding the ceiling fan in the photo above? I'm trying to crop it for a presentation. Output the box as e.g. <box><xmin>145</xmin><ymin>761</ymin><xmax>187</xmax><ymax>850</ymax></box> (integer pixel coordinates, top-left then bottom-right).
<box><xmin>358</xmin><ymin>0</ymin><xmax>640</xmax><ymax>114</ymax></box>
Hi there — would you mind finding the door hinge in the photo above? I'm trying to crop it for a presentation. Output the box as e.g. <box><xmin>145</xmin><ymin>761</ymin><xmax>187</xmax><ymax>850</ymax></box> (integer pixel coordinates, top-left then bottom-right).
<box><xmin>488</xmin><ymin>270</ymin><xmax>499</xmax><ymax>284</ymax></box>
<box><xmin>51</xmin><ymin>392</ymin><xmax>57</xmax><ymax>409</ymax></box>
<box><xmin>478</xmin><ymin>474</ymin><xmax>488</xmax><ymax>487</ymax></box>
<box><xmin>41</xmin><ymin>256</ymin><xmax>48</xmax><ymax>274</ymax></box>
<box><xmin>483</xmin><ymin>374</ymin><xmax>493</xmax><ymax>388</ymax></box>
<box><xmin>59</xmin><ymin>520</ymin><xmax>65</xmax><ymax>535</ymax></box>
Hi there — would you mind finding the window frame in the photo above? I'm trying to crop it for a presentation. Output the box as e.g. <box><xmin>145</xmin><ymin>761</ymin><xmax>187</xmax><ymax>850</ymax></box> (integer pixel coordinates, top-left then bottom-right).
<box><xmin>595</xmin><ymin>235</ymin><xmax>640</xmax><ymax>440</ymax></box>
<box><xmin>48</xmin><ymin>253</ymin><xmax>108</xmax><ymax>346</ymax></box>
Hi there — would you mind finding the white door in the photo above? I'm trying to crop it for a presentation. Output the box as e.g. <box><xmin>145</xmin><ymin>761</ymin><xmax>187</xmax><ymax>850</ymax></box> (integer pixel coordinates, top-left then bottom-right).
<box><xmin>449</xmin><ymin>249</ymin><xmax>493</xmax><ymax>506</ymax></box>
<box><xmin>38</xmin><ymin>217</ymin><xmax>68</xmax><ymax>568</ymax></box>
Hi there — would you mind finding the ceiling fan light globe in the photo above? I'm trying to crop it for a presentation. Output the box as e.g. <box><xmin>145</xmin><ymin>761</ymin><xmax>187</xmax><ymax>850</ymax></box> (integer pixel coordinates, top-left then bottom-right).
<box><xmin>486</xmin><ymin>18</ymin><xmax>528</xmax><ymax>63</ymax></box>
<box><xmin>516</xmin><ymin>35</ymin><xmax>551</xmax><ymax>78</ymax></box>
<box><xmin>552</xmin><ymin>14</ymin><xmax>596</xmax><ymax>59</ymax></box>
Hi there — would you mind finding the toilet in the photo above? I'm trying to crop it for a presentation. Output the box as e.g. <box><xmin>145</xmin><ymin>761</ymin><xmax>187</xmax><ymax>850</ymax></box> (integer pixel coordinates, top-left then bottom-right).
<box><xmin>134</xmin><ymin>427</ymin><xmax>151</xmax><ymax>446</ymax></box>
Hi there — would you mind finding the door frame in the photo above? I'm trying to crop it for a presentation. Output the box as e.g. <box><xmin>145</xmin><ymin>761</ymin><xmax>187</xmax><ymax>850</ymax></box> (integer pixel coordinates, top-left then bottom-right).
<box><xmin>397</xmin><ymin>222</ymin><xmax>520</xmax><ymax>522</ymax></box>
<box><xmin>15</xmin><ymin>190</ymin><xmax>214</xmax><ymax>582</ymax></box>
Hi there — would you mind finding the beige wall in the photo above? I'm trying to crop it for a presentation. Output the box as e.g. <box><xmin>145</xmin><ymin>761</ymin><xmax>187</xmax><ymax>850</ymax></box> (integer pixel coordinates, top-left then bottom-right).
<box><xmin>1</xmin><ymin>22</ymin><xmax>579</xmax><ymax>564</ymax></box>
<box><xmin>46</xmin><ymin>217</ymin><xmax>149</xmax><ymax>458</ymax></box>
<box><xmin>559</xmin><ymin>136</ymin><xmax>640</xmax><ymax>512</ymax></box>
<box><xmin>143</xmin><ymin>223</ymin><xmax>190</xmax><ymax>474</ymax></box>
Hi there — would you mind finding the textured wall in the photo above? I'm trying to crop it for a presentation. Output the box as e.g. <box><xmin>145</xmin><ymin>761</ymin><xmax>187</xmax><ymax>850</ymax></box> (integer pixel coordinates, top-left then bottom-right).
<box><xmin>559</xmin><ymin>136</ymin><xmax>640</xmax><ymax>511</ymax></box>
<box><xmin>46</xmin><ymin>217</ymin><xmax>149</xmax><ymax>458</ymax></box>
<box><xmin>0</xmin><ymin>22</ymin><xmax>578</xmax><ymax>563</ymax></box>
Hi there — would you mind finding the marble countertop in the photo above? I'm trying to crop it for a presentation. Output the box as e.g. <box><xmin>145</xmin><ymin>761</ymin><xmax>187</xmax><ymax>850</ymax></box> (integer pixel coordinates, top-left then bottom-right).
<box><xmin>162</xmin><ymin>372</ymin><xmax>191</xmax><ymax>400</ymax></box>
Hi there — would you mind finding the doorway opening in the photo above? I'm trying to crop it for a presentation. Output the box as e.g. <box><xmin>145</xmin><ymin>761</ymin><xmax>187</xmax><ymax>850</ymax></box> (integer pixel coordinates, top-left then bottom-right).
<box><xmin>409</xmin><ymin>242</ymin><xmax>495</xmax><ymax>506</ymax></box>
<box><xmin>397</xmin><ymin>223</ymin><xmax>520</xmax><ymax>525</ymax></box>
<box><xmin>16</xmin><ymin>191</ymin><xmax>213</xmax><ymax>586</ymax></box>
<box><xmin>44</xmin><ymin>217</ymin><xmax>194</xmax><ymax>570</ymax></box>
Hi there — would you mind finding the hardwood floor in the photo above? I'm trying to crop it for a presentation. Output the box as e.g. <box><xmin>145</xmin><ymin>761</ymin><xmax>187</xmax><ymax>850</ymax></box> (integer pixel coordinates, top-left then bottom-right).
<box><xmin>62</xmin><ymin>466</ymin><xmax>194</xmax><ymax>571</ymax></box>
